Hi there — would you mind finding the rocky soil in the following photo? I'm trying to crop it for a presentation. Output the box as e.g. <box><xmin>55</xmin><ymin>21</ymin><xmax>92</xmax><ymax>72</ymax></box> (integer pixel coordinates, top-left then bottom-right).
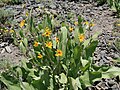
<box><xmin>0</xmin><ymin>0</ymin><xmax>120</xmax><ymax>89</ymax></box>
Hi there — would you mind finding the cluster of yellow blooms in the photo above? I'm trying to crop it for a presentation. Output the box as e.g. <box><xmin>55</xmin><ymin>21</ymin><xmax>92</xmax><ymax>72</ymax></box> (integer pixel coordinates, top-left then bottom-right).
<box><xmin>33</xmin><ymin>26</ymin><xmax>86</xmax><ymax>59</ymax></box>
<box><xmin>84</xmin><ymin>21</ymin><xmax>95</xmax><ymax>27</ymax></box>
<box><xmin>4</xmin><ymin>29</ymin><xmax>14</xmax><ymax>33</ymax></box>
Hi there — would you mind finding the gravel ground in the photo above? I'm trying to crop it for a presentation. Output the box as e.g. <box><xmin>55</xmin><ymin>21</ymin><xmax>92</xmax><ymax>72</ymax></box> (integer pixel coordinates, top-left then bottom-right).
<box><xmin>0</xmin><ymin>0</ymin><xmax>120</xmax><ymax>89</ymax></box>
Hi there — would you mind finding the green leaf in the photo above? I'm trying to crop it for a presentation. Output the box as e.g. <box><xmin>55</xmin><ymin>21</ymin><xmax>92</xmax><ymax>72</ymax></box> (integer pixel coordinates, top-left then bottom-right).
<box><xmin>81</xmin><ymin>60</ymin><xmax>90</xmax><ymax>73</ymax></box>
<box><xmin>102</xmin><ymin>66</ymin><xmax>120</xmax><ymax>78</ymax></box>
<box><xmin>23</xmin><ymin>38</ymin><xmax>28</xmax><ymax>48</ymax></box>
<box><xmin>32</xmin><ymin>79</ymin><xmax>47</xmax><ymax>90</ymax></box>
<box><xmin>52</xmin><ymin>38</ymin><xmax>56</xmax><ymax>49</ymax></box>
<box><xmin>78</xmin><ymin>16</ymin><xmax>83</xmax><ymax>26</ymax></box>
<box><xmin>16</xmin><ymin>67</ymin><xmax>22</xmax><ymax>77</ymax></box>
<box><xmin>74</xmin><ymin>27</ymin><xmax>79</xmax><ymax>43</ymax></box>
<box><xmin>61</xmin><ymin>26</ymin><xmax>67</xmax><ymax>58</ymax></box>
<box><xmin>69</xmin><ymin>77</ymin><xmax>82</xmax><ymax>89</ymax></box>
<box><xmin>59</xmin><ymin>73</ymin><xmax>67</xmax><ymax>84</ymax></box>
<box><xmin>73</xmin><ymin>46</ymin><xmax>82</xmax><ymax>61</ymax></box>
<box><xmin>20</xmin><ymin>82</ymin><xmax>35</xmax><ymax>90</ymax></box>
<box><xmin>28</xmin><ymin>69</ymin><xmax>37</xmax><ymax>78</ymax></box>
<box><xmin>92</xmin><ymin>64</ymin><xmax>101</xmax><ymax>71</ymax></box>
<box><xmin>0</xmin><ymin>76</ymin><xmax>21</xmax><ymax>90</ymax></box>
<box><xmin>48</xmin><ymin>77</ymin><xmax>54</xmax><ymax>90</ymax></box>
<box><xmin>89</xmin><ymin>71</ymin><xmax>102</xmax><ymax>83</ymax></box>
<box><xmin>19</xmin><ymin>30</ymin><xmax>24</xmax><ymax>38</ymax></box>
<box><xmin>19</xmin><ymin>42</ymin><xmax>26</xmax><ymax>54</ymax></box>
<box><xmin>80</xmin><ymin>72</ymin><xmax>91</xmax><ymax>87</ymax></box>
<box><xmin>8</xmin><ymin>85</ymin><xmax>21</xmax><ymax>90</ymax></box>
<box><xmin>62</xmin><ymin>64</ymin><xmax>68</xmax><ymax>74</ymax></box>
<box><xmin>47</xmin><ymin>15</ymin><xmax>52</xmax><ymax>28</ymax></box>
<box><xmin>85</xmin><ymin>40</ymin><xmax>98</xmax><ymax>59</ymax></box>
<box><xmin>83</xmin><ymin>39</ymin><xmax>90</xmax><ymax>48</ymax></box>
<box><xmin>92</xmin><ymin>31</ymin><xmax>101</xmax><ymax>40</ymax></box>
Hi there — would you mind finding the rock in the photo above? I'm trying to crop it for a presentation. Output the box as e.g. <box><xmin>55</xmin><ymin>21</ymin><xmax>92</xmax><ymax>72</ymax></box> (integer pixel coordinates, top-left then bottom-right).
<box><xmin>1</xmin><ymin>48</ymin><xmax>5</xmax><ymax>54</ymax></box>
<box><xmin>0</xmin><ymin>42</ymin><xmax>8</xmax><ymax>48</ymax></box>
<box><xmin>86</xmin><ymin>9</ymin><xmax>91</xmax><ymax>13</ymax></box>
<box><xmin>108</xmin><ymin>80</ymin><xmax>115</xmax><ymax>87</ymax></box>
<box><xmin>49</xmin><ymin>4</ymin><xmax>56</xmax><ymax>9</ymax></box>
<box><xmin>5</xmin><ymin>46</ymin><xmax>12</xmax><ymax>53</ymax></box>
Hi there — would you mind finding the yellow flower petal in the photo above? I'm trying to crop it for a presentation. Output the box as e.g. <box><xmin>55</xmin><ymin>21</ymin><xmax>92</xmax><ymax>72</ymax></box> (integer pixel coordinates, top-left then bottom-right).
<box><xmin>20</xmin><ymin>20</ymin><xmax>25</xmax><ymax>28</ymax></box>
<box><xmin>10</xmin><ymin>30</ymin><xmax>14</xmax><ymax>33</ymax></box>
<box><xmin>37</xmin><ymin>53</ymin><xmax>43</xmax><ymax>59</ymax></box>
<box><xmin>56</xmin><ymin>37</ymin><xmax>59</xmax><ymax>43</ymax></box>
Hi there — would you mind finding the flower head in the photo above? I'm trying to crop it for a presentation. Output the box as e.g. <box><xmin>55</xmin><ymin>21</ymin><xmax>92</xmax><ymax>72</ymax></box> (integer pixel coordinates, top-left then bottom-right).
<box><xmin>116</xmin><ymin>24</ymin><xmax>120</xmax><ymax>26</ymax></box>
<box><xmin>43</xmin><ymin>27</ymin><xmax>51</xmax><ymax>37</ymax></box>
<box><xmin>55</xmin><ymin>49</ymin><xmax>63</xmax><ymax>57</ymax></box>
<box><xmin>26</xmin><ymin>12</ymin><xmax>29</xmax><ymax>16</ymax></box>
<box><xmin>20</xmin><ymin>20</ymin><xmax>25</xmax><ymax>28</ymax></box>
<box><xmin>56</xmin><ymin>37</ymin><xmax>59</xmax><ymax>43</ymax></box>
<box><xmin>45</xmin><ymin>41</ymin><xmax>52</xmax><ymax>49</ymax></box>
<box><xmin>37</xmin><ymin>53</ymin><xmax>43</xmax><ymax>59</ymax></box>
<box><xmin>69</xmin><ymin>27</ymin><xmax>74</xmax><ymax>32</ymax></box>
<box><xmin>78</xmin><ymin>34</ymin><xmax>85</xmax><ymax>42</ymax></box>
<box><xmin>34</xmin><ymin>41</ymin><xmax>39</xmax><ymax>47</ymax></box>
<box><xmin>84</xmin><ymin>21</ymin><xmax>89</xmax><ymax>25</ymax></box>
<box><xmin>74</xmin><ymin>21</ymin><xmax>78</xmax><ymax>26</ymax></box>
<box><xmin>10</xmin><ymin>30</ymin><xmax>14</xmax><ymax>33</ymax></box>
<box><xmin>89</xmin><ymin>23</ymin><xmax>95</xmax><ymax>27</ymax></box>
<box><xmin>4</xmin><ymin>30</ymin><xmax>9</xmax><ymax>33</ymax></box>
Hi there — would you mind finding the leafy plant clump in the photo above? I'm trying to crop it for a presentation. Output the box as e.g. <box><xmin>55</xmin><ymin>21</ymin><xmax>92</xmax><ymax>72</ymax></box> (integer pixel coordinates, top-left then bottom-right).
<box><xmin>0</xmin><ymin>14</ymin><xmax>120</xmax><ymax>90</ymax></box>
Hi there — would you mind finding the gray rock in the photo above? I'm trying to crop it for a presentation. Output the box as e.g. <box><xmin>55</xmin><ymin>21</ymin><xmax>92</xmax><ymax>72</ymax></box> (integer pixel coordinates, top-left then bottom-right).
<box><xmin>86</xmin><ymin>9</ymin><xmax>91</xmax><ymax>13</ymax></box>
<box><xmin>1</xmin><ymin>48</ymin><xmax>5</xmax><ymax>54</ymax></box>
<box><xmin>49</xmin><ymin>4</ymin><xmax>56</xmax><ymax>9</ymax></box>
<box><xmin>5</xmin><ymin>46</ymin><xmax>12</xmax><ymax>53</ymax></box>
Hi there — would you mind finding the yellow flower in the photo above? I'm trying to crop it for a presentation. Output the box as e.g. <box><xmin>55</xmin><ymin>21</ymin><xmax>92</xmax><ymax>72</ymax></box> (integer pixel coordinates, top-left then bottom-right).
<box><xmin>55</xmin><ymin>49</ymin><xmax>63</xmax><ymax>57</ymax></box>
<box><xmin>37</xmin><ymin>53</ymin><xmax>43</xmax><ymax>59</ymax></box>
<box><xmin>34</xmin><ymin>41</ymin><xmax>39</xmax><ymax>47</ymax></box>
<box><xmin>89</xmin><ymin>23</ymin><xmax>95</xmax><ymax>27</ymax></box>
<box><xmin>20</xmin><ymin>20</ymin><xmax>25</xmax><ymax>28</ymax></box>
<box><xmin>26</xmin><ymin>12</ymin><xmax>29</xmax><ymax>16</ymax></box>
<box><xmin>74</xmin><ymin>21</ymin><xmax>78</xmax><ymax>25</ymax></box>
<box><xmin>56</xmin><ymin>37</ymin><xmax>59</xmax><ymax>43</ymax></box>
<box><xmin>19</xmin><ymin>40</ymin><xmax>23</xmax><ymax>42</ymax></box>
<box><xmin>116</xmin><ymin>24</ymin><xmax>120</xmax><ymax>26</ymax></box>
<box><xmin>45</xmin><ymin>41</ymin><xmax>52</xmax><ymax>49</ymax></box>
<box><xmin>43</xmin><ymin>27</ymin><xmax>51</xmax><ymax>37</ymax></box>
<box><xmin>4</xmin><ymin>30</ymin><xmax>9</xmax><ymax>33</ymax></box>
<box><xmin>84</xmin><ymin>21</ymin><xmax>89</xmax><ymax>25</ymax></box>
<box><xmin>69</xmin><ymin>27</ymin><xmax>74</xmax><ymax>32</ymax></box>
<box><xmin>84</xmin><ymin>21</ymin><xmax>95</xmax><ymax>27</ymax></box>
<box><xmin>10</xmin><ymin>30</ymin><xmax>14</xmax><ymax>33</ymax></box>
<box><xmin>78</xmin><ymin>34</ymin><xmax>85</xmax><ymax>42</ymax></box>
